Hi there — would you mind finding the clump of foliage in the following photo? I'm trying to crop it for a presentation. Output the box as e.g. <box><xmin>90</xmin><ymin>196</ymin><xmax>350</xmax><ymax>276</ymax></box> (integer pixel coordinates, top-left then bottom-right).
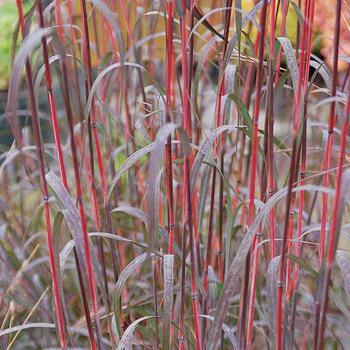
<box><xmin>0</xmin><ymin>0</ymin><xmax>350</xmax><ymax>349</ymax></box>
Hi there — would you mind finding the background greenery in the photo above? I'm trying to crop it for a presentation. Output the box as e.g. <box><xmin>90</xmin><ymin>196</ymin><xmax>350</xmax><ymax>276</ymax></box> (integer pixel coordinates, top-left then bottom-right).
<box><xmin>0</xmin><ymin>0</ymin><xmax>301</xmax><ymax>91</ymax></box>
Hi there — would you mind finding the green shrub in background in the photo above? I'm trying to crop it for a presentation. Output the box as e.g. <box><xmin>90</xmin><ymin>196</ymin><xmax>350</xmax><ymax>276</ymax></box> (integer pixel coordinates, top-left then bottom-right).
<box><xmin>0</xmin><ymin>0</ymin><xmax>32</xmax><ymax>90</ymax></box>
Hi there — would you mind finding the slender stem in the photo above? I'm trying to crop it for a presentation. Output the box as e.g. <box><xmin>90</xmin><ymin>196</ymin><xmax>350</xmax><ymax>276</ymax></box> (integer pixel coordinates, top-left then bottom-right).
<box><xmin>67</xmin><ymin>0</ymin><xmax>85</xmax><ymax>122</ymax></box>
<box><xmin>164</xmin><ymin>1</ymin><xmax>176</xmax><ymax>343</ymax></box>
<box><xmin>276</xmin><ymin>1</ymin><xmax>309</xmax><ymax>348</ymax></box>
<box><xmin>56</xmin><ymin>12</ymin><xmax>100</xmax><ymax>345</ymax></box>
<box><xmin>275</xmin><ymin>0</ymin><xmax>289</xmax><ymax>82</ymax></box>
<box><xmin>165</xmin><ymin>0</ymin><xmax>175</xmax><ymax>255</ymax></box>
<box><xmin>188</xmin><ymin>0</ymin><xmax>202</xmax><ymax>293</ymax></box>
<box><xmin>37</xmin><ymin>2</ymin><xmax>97</xmax><ymax>347</ymax></box>
<box><xmin>266</xmin><ymin>0</ymin><xmax>276</xmax><ymax>260</ymax></box>
<box><xmin>179</xmin><ymin>2</ymin><xmax>201</xmax><ymax>348</ymax></box>
<box><xmin>317</xmin><ymin>88</ymin><xmax>350</xmax><ymax>350</ymax></box>
<box><xmin>203</xmin><ymin>167</ymin><xmax>217</xmax><ymax>293</ymax></box>
<box><xmin>79</xmin><ymin>0</ymin><xmax>124</xmax><ymax>340</ymax></box>
<box><xmin>315</xmin><ymin>1</ymin><xmax>342</xmax><ymax>348</ymax></box>
<box><xmin>37</xmin><ymin>1</ymin><xmax>67</xmax><ymax>189</ymax></box>
<box><xmin>16</xmin><ymin>1</ymin><xmax>67</xmax><ymax>348</ymax></box>
<box><xmin>291</xmin><ymin>0</ymin><xmax>315</xmax><ymax>297</ymax></box>
<box><xmin>237</xmin><ymin>34</ymin><xmax>260</xmax><ymax>350</ymax></box>
<box><xmin>217</xmin><ymin>0</ymin><xmax>233</xmax><ymax>286</ymax></box>
<box><xmin>203</xmin><ymin>0</ymin><xmax>232</xmax><ymax>308</ymax></box>
<box><xmin>245</xmin><ymin>0</ymin><xmax>269</xmax><ymax>347</ymax></box>
<box><xmin>318</xmin><ymin>0</ymin><xmax>341</xmax><ymax>271</ymax></box>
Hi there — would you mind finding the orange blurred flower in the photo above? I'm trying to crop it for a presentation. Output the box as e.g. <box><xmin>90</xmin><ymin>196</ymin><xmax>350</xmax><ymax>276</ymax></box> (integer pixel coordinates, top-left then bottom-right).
<box><xmin>314</xmin><ymin>0</ymin><xmax>350</xmax><ymax>70</ymax></box>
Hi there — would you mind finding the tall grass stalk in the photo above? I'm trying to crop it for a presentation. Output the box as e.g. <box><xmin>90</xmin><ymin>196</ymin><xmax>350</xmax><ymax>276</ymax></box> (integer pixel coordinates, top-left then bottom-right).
<box><xmin>37</xmin><ymin>1</ymin><xmax>67</xmax><ymax>189</ymax></box>
<box><xmin>244</xmin><ymin>0</ymin><xmax>268</xmax><ymax>347</ymax></box>
<box><xmin>216</xmin><ymin>0</ymin><xmax>233</xmax><ymax>286</ymax></box>
<box><xmin>203</xmin><ymin>0</ymin><xmax>232</xmax><ymax>312</ymax></box>
<box><xmin>15</xmin><ymin>1</ymin><xmax>67</xmax><ymax>348</ymax></box>
<box><xmin>318</xmin><ymin>0</ymin><xmax>341</xmax><ymax>271</ymax></box>
<box><xmin>291</xmin><ymin>0</ymin><xmax>315</xmax><ymax>298</ymax></box>
<box><xmin>317</xmin><ymin>80</ymin><xmax>350</xmax><ymax>350</ymax></box>
<box><xmin>37</xmin><ymin>2</ymin><xmax>98</xmax><ymax>347</ymax></box>
<box><xmin>266</xmin><ymin>0</ymin><xmax>277</xmax><ymax>260</ymax></box>
<box><xmin>54</xmin><ymin>7</ymin><xmax>101</xmax><ymax>344</ymax></box>
<box><xmin>165</xmin><ymin>0</ymin><xmax>175</xmax><ymax>255</ymax></box>
<box><xmin>237</xmin><ymin>32</ymin><xmax>261</xmax><ymax>350</ymax></box>
<box><xmin>313</xmin><ymin>0</ymin><xmax>342</xmax><ymax>346</ymax></box>
<box><xmin>179</xmin><ymin>1</ymin><xmax>201</xmax><ymax>348</ymax></box>
<box><xmin>275</xmin><ymin>0</ymin><xmax>289</xmax><ymax>81</ymax></box>
<box><xmin>276</xmin><ymin>1</ymin><xmax>309</xmax><ymax>347</ymax></box>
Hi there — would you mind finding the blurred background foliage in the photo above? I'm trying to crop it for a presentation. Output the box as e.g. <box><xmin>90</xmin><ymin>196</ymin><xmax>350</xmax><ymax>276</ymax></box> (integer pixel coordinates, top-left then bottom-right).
<box><xmin>0</xmin><ymin>0</ymin><xmax>346</xmax><ymax>91</ymax></box>
<box><xmin>0</xmin><ymin>0</ymin><xmax>32</xmax><ymax>90</ymax></box>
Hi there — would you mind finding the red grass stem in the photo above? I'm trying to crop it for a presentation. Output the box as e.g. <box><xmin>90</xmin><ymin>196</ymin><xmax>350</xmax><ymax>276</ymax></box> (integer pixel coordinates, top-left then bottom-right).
<box><xmin>16</xmin><ymin>1</ymin><xmax>67</xmax><ymax>347</ymax></box>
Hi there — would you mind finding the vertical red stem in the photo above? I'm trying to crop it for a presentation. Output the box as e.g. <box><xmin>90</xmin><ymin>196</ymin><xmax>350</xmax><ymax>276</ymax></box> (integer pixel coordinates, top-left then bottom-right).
<box><xmin>317</xmin><ymin>81</ymin><xmax>349</xmax><ymax>350</ymax></box>
<box><xmin>179</xmin><ymin>2</ymin><xmax>201</xmax><ymax>348</ymax></box>
<box><xmin>318</xmin><ymin>0</ymin><xmax>341</xmax><ymax>271</ymax></box>
<box><xmin>276</xmin><ymin>1</ymin><xmax>309</xmax><ymax>348</ymax></box>
<box><xmin>291</xmin><ymin>0</ymin><xmax>315</xmax><ymax>296</ymax></box>
<box><xmin>245</xmin><ymin>0</ymin><xmax>269</xmax><ymax>347</ymax></box>
<box><xmin>16</xmin><ymin>1</ymin><xmax>67</xmax><ymax>348</ymax></box>
<box><xmin>165</xmin><ymin>0</ymin><xmax>175</xmax><ymax>255</ymax></box>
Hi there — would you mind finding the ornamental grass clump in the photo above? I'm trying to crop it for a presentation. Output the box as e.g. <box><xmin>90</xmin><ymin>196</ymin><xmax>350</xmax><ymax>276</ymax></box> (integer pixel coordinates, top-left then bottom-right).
<box><xmin>1</xmin><ymin>0</ymin><xmax>350</xmax><ymax>349</ymax></box>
